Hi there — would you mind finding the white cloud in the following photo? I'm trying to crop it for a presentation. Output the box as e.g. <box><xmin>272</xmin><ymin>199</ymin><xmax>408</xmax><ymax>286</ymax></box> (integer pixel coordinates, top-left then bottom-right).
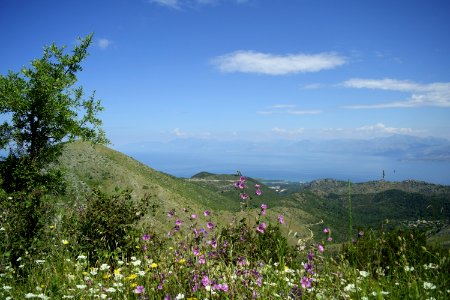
<box><xmin>257</xmin><ymin>105</ymin><xmax>322</xmax><ymax>115</ymax></box>
<box><xmin>212</xmin><ymin>51</ymin><xmax>346</xmax><ymax>75</ymax></box>
<box><xmin>173</xmin><ymin>128</ymin><xmax>186</xmax><ymax>137</ymax></box>
<box><xmin>342</xmin><ymin>78</ymin><xmax>450</xmax><ymax>108</ymax></box>
<box><xmin>150</xmin><ymin>0</ymin><xmax>180</xmax><ymax>8</ymax></box>
<box><xmin>97</xmin><ymin>38</ymin><xmax>112</xmax><ymax>50</ymax></box>
<box><xmin>149</xmin><ymin>0</ymin><xmax>246</xmax><ymax>9</ymax></box>
<box><xmin>356</xmin><ymin>123</ymin><xmax>414</xmax><ymax>135</ymax></box>
<box><xmin>271</xmin><ymin>127</ymin><xmax>305</xmax><ymax>137</ymax></box>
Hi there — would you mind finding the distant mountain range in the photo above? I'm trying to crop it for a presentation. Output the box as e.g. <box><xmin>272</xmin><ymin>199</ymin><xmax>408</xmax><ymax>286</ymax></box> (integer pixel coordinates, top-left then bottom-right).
<box><xmin>117</xmin><ymin>134</ymin><xmax>450</xmax><ymax>161</ymax></box>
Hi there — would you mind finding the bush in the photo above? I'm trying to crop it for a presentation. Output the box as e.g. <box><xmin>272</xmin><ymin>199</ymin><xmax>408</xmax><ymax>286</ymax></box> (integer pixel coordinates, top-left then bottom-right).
<box><xmin>72</xmin><ymin>189</ymin><xmax>149</xmax><ymax>263</ymax></box>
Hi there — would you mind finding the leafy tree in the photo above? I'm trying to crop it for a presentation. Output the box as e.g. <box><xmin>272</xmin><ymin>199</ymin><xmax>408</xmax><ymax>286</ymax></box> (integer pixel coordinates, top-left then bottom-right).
<box><xmin>0</xmin><ymin>34</ymin><xmax>108</xmax><ymax>266</ymax></box>
<box><xmin>0</xmin><ymin>33</ymin><xmax>108</xmax><ymax>194</ymax></box>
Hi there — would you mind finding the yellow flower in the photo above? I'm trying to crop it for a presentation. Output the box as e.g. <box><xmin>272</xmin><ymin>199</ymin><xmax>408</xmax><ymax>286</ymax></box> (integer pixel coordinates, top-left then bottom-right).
<box><xmin>83</xmin><ymin>271</ymin><xmax>89</xmax><ymax>276</ymax></box>
<box><xmin>150</xmin><ymin>263</ymin><xmax>158</xmax><ymax>268</ymax></box>
<box><xmin>178</xmin><ymin>259</ymin><xmax>186</xmax><ymax>264</ymax></box>
<box><xmin>127</xmin><ymin>274</ymin><xmax>137</xmax><ymax>280</ymax></box>
<box><xmin>103</xmin><ymin>273</ymin><xmax>111</xmax><ymax>279</ymax></box>
<box><xmin>49</xmin><ymin>225</ymin><xmax>55</xmax><ymax>229</ymax></box>
<box><xmin>62</xmin><ymin>239</ymin><xmax>69</xmax><ymax>245</ymax></box>
<box><xmin>131</xmin><ymin>283</ymin><xmax>137</xmax><ymax>288</ymax></box>
<box><xmin>114</xmin><ymin>268</ymin><xmax>121</xmax><ymax>275</ymax></box>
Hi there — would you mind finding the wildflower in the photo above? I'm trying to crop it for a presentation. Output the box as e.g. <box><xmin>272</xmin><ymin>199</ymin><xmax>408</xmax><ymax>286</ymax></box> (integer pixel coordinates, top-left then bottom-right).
<box><xmin>260</xmin><ymin>204</ymin><xmax>267</xmax><ymax>214</ymax></box>
<box><xmin>131</xmin><ymin>259</ymin><xmax>142</xmax><ymax>266</ymax></box>
<box><xmin>114</xmin><ymin>268</ymin><xmax>121</xmax><ymax>275</ymax></box>
<box><xmin>423</xmin><ymin>282</ymin><xmax>436</xmax><ymax>290</ymax></box>
<box><xmin>358</xmin><ymin>230</ymin><xmax>364</xmax><ymax>237</ymax></box>
<box><xmin>176</xmin><ymin>294</ymin><xmax>185</xmax><ymax>299</ymax></box>
<box><xmin>343</xmin><ymin>283</ymin><xmax>356</xmax><ymax>292</ymax></box>
<box><xmin>104</xmin><ymin>287</ymin><xmax>116</xmax><ymax>293</ymax></box>
<box><xmin>77</xmin><ymin>255</ymin><xmax>87</xmax><ymax>260</ymax></box>
<box><xmin>127</xmin><ymin>274</ymin><xmax>137</xmax><ymax>280</ymax></box>
<box><xmin>404</xmin><ymin>266</ymin><xmax>414</xmax><ymax>272</ymax></box>
<box><xmin>25</xmin><ymin>293</ymin><xmax>37</xmax><ymax>298</ymax></box>
<box><xmin>235</xmin><ymin>180</ymin><xmax>245</xmax><ymax>189</ymax></box>
<box><xmin>256</xmin><ymin>222</ymin><xmax>267</xmax><ymax>234</ymax></box>
<box><xmin>327</xmin><ymin>236</ymin><xmax>333</xmax><ymax>241</ymax></box>
<box><xmin>255</xmin><ymin>189</ymin><xmax>262</xmax><ymax>196</ymax></box>
<box><xmin>76</xmin><ymin>284</ymin><xmax>87</xmax><ymax>289</ymax></box>
<box><xmin>100</xmin><ymin>264</ymin><xmax>110</xmax><ymax>271</ymax></box>
<box><xmin>203</xmin><ymin>210</ymin><xmax>211</xmax><ymax>217</ymax></box>
<box><xmin>151</xmin><ymin>262</ymin><xmax>158</xmax><ymax>268</ymax></box>
<box><xmin>135</xmin><ymin>285</ymin><xmax>145</xmax><ymax>294</ymax></box>
<box><xmin>62</xmin><ymin>239</ymin><xmax>69</xmax><ymax>245</ymax></box>
<box><xmin>207</xmin><ymin>221</ymin><xmax>215</xmax><ymax>230</ymax></box>
<box><xmin>167</xmin><ymin>209</ymin><xmax>175</xmax><ymax>218</ymax></box>
<box><xmin>323</xmin><ymin>228</ymin><xmax>330</xmax><ymax>234</ymax></box>
<box><xmin>278</xmin><ymin>214</ymin><xmax>285</xmax><ymax>224</ymax></box>
<box><xmin>176</xmin><ymin>219</ymin><xmax>182</xmax><ymax>226</ymax></box>
<box><xmin>35</xmin><ymin>260</ymin><xmax>45</xmax><ymax>264</ymax></box>
<box><xmin>318</xmin><ymin>243</ymin><xmax>324</xmax><ymax>252</ymax></box>
<box><xmin>240</xmin><ymin>193</ymin><xmax>248</xmax><ymax>200</ymax></box>
<box><xmin>202</xmin><ymin>275</ymin><xmax>211</xmax><ymax>287</ymax></box>
<box><xmin>300</xmin><ymin>276</ymin><xmax>312</xmax><ymax>289</ymax></box>
<box><xmin>191</xmin><ymin>213</ymin><xmax>197</xmax><ymax>219</ymax></box>
<box><xmin>138</xmin><ymin>270</ymin><xmax>146</xmax><ymax>276</ymax></box>
<box><xmin>142</xmin><ymin>234</ymin><xmax>150</xmax><ymax>241</ymax></box>
<box><xmin>359</xmin><ymin>270</ymin><xmax>370</xmax><ymax>277</ymax></box>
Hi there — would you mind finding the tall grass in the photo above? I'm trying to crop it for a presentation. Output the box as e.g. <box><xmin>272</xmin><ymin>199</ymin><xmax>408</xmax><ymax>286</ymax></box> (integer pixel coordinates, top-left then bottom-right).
<box><xmin>1</xmin><ymin>177</ymin><xmax>449</xmax><ymax>299</ymax></box>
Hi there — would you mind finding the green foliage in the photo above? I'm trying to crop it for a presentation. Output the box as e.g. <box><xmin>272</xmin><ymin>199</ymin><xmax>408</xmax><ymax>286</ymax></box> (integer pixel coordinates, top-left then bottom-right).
<box><xmin>0</xmin><ymin>33</ymin><xmax>108</xmax><ymax>194</ymax></box>
<box><xmin>342</xmin><ymin>228</ymin><xmax>448</xmax><ymax>276</ymax></box>
<box><xmin>72</xmin><ymin>189</ymin><xmax>149</xmax><ymax>263</ymax></box>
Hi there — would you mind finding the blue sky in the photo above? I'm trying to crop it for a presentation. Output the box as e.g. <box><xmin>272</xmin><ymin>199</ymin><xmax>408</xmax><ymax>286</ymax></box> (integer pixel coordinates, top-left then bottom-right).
<box><xmin>1</xmin><ymin>0</ymin><xmax>450</xmax><ymax>147</ymax></box>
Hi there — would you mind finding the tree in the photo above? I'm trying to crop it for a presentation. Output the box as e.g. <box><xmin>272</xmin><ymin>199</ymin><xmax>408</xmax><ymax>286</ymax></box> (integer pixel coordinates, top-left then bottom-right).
<box><xmin>0</xmin><ymin>34</ymin><xmax>108</xmax><ymax>266</ymax></box>
<box><xmin>0</xmin><ymin>33</ymin><xmax>108</xmax><ymax>194</ymax></box>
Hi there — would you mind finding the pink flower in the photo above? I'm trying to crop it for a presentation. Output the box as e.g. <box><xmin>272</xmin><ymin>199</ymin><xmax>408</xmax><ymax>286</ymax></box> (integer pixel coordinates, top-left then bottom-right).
<box><xmin>318</xmin><ymin>243</ymin><xmax>324</xmax><ymax>253</ymax></box>
<box><xmin>301</xmin><ymin>276</ymin><xmax>312</xmax><ymax>289</ymax></box>
<box><xmin>327</xmin><ymin>236</ymin><xmax>333</xmax><ymax>242</ymax></box>
<box><xmin>135</xmin><ymin>285</ymin><xmax>145</xmax><ymax>294</ymax></box>
<box><xmin>256</xmin><ymin>222</ymin><xmax>267</xmax><ymax>234</ymax></box>
<box><xmin>255</xmin><ymin>184</ymin><xmax>261</xmax><ymax>188</ymax></box>
<box><xmin>255</xmin><ymin>189</ymin><xmax>262</xmax><ymax>196</ymax></box>
<box><xmin>240</xmin><ymin>193</ymin><xmax>248</xmax><ymax>200</ymax></box>
<box><xmin>202</xmin><ymin>275</ymin><xmax>211</xmax><ymax>287</ymax></box>
<box><xmin>207</xmin><ymin>221</ymin><xmax>215</xmax><ymax>230</ymax></box>
<box><xmin>277</xmin><ymin>214</ymin><xmax>285</xmax><ymax>224</ymax></box>
<box><xmin>142</xmin><ymin>234</ymin><xmax>150</xmax><ymax>241</ymax></box>
<box><xmin>203</xmin><ymin>210</ymin><xmax>211</xmax><ymax>217</ymax></box>
<box><xmin>175</xmin><ymin>219</ymin><xmax>182</xmax><ymax>226</ymax></box>
<box><xmin>323</xmin><ymin>227</ymin><xmax>330</xmax><ymax>234</ymax></box>
<box><xmin>191</xmin><ymin>213</ymin><xmax>197</xmax><ymax>219</ymax></box>
<box><xmin>260</xmin><ymin>204</ymin><xmax>267</xmax><ymax>210</ymax></box>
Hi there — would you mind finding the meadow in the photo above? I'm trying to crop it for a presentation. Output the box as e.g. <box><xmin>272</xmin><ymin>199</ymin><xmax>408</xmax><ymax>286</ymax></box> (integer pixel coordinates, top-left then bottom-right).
<box><xmin>1</xmin><ymin>174</ymin><xmax>449</xmax><ymax>300</ymax></box>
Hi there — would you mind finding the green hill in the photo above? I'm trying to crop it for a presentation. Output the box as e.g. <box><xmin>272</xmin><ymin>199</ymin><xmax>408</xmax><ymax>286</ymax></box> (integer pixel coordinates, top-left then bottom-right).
<box><xmin>57</xmin><ymin>141</ymin><xmax>450</xmax><ymax>246</ymax></box>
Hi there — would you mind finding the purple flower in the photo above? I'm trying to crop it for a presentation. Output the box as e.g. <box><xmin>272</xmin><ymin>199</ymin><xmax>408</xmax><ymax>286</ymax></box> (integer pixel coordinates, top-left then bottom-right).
<box><xmin>135</xmin><ymin>285</ymin><xmax>145</xmax><ymax>294</ymax></box>
<box><xmin>167</xmin><ymin>210</ymin><xmax>175</xmax><ymax>218</ymax></box>
<box><xmin>202</xmin><ymin>275</ymin><xmax>211</xmax><ymax>287</ymax></box>
<box><xmin>191</xmin><ymin>213</ymin><xmax>197</xmax><ymax>219</ymax></box>
<box><xmin>255</xmin><ymin>184</ymin><xmax>261</xmax><ymax>188</ymax></box>
<box><xmin>193</xmin><ymin>247</ymin><xmax>200</xmax><ymax>256</ymax></box>
<box><xmin>277</xmin><ymin>214</ymin><xmax>285</xmax><ymax>224</ymax></box>
<box><xmin>235</xmin><ymin>181</ymin><xmax>245</xmax><ymax>189</ymax></box>
<box><xmin>240</xmin><ymin>176</ymin><xmax>246</xmax><ymax>182</ymax></box>
<box><xmin>207</xmin><ymin>221</ymin><xmax>215</xmax><ymax>230</ymax></box>
<box><xmin>327</xmin><ymin>236</ymin><xmax>333</xmax><ymax>242</ymax></box>
<box><xmin>255</xmin><ymin>189</ymin><xmax>262</xmax><ymax>196</ymax></box>
<box><xmin>323</xmin><ymin>227</ymin><xmax>330</xmax><ymax>234</ymax></box>
<box><xmin>203</xmin><ymin>210</ymin><xmax>211</xmax><ymax>217</ymax></box>
<box><xmin>307</xmin><ymin>251</ymin><xmax>314</xmax><ymax>261</ymax></box>
<box><xmin>301</xmin><ymin>276</ymin><xmax>312</xmax><ymax>289</ymax></box>
<box><xmin>260</xmin><ymin>204</ymin><xmax>267</xmax><ymax>210</ymax></box>
<box><xmin>198</xmin><ymin>255</ymin><xmax>206</xmax><ymax>264</ymax></box>
<box><xmin>318</xmin><ymin>243</ymin><xmax>324</xmax><ymax>253</ymax></box>
<box><xmin>240</xmin><ymin>193</ymin><xmax>248</xmax><ymax>200</ymax></box>
<box><xmin>142</xmin><ymin>234</ymin><xmax>150</xmax><ymax>241</ymax></box>
<box><xmin>256</xmin><ymin>222</ymin><xmax>267</xmax><ymax>234</ymax></box>
<box><xmin>175</xmin><ymin>219</ymin><xmax>182</xmax><ymax>226</ymax></box>
<box><xmin>164</xmin><ymin>294</ymin><xmax>171</xmax><ymax>300</ymax></box>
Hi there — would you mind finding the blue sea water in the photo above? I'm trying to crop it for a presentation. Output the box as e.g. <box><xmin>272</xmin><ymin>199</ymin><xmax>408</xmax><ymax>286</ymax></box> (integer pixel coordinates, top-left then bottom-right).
<box><xmin>127</xmin><ymin>151</ymin><xmax>450</xmax><ymax>185</ymax></box>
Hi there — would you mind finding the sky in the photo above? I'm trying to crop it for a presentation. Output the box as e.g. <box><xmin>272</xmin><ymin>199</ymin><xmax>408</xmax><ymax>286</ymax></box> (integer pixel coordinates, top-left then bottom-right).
<box><xmin>1</xmin><ymin>0</ymin><xmax>450</xmax><ymax>182</ymax></box>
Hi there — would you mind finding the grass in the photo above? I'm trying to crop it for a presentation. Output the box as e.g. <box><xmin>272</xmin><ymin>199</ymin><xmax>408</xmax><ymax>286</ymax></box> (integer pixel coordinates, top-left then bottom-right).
<box><xmin>1</xmin><ymin>141</ymin><xmax>449</xmax><ymax>299</ymax></box>
<box><xmin>1</xmin><ymin>201</ymin><xmax>449</xmax><ymax>299</ymax></box>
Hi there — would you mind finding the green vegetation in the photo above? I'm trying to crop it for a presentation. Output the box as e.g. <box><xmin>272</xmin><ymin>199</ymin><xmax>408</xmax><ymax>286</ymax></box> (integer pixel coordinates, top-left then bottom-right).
<box><xmin>1</xmin><ymin>37</ymin><xmax>449</xmax><ymax>299</ymax></box>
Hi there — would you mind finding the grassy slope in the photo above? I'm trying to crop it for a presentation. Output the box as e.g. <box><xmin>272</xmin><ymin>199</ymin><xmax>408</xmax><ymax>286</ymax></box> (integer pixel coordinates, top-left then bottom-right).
<box><xmin>58</xmin><ymin>142</ymin><xmax>321</xmax><ymax>243</ymax></box>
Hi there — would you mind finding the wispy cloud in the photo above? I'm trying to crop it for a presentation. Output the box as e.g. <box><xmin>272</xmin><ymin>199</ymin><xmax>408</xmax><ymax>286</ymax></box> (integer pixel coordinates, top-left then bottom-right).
<box><xmin>356</xmin><ymin>123</ymin><xmax>415</xmax><ymax>135</ymax></box>
<box><xmin>149</xmin><ymin>0</ymin><xmax>180</xmax><ymax>8</ymax></box>
<box><xmin>271</xmin><ymin>127</ymin><xmax>305</xmax><ymax>137</ymax></box>
<box><xmin>97</xmin><ymin>38</ymin><xmax>112</xmax><ymax>50</ymax></box>
<box><xmin>149</xmin><ymin>0</ymin><xmax>247</xmax><ymax>9</ymax></box>
<box><xmin>212</xmin><ymin>51</ymin><xmax>346</xmax><ymax>75</ymax></box>
<box><xmin>342</xmin><ymin>78</ymin><xmax>450</xmax><ymax>108</ymax></box>
<box><xmin>257</xmin><ymin>105</ymin><xmax>322</xmax><ymax>115</ymax></box>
